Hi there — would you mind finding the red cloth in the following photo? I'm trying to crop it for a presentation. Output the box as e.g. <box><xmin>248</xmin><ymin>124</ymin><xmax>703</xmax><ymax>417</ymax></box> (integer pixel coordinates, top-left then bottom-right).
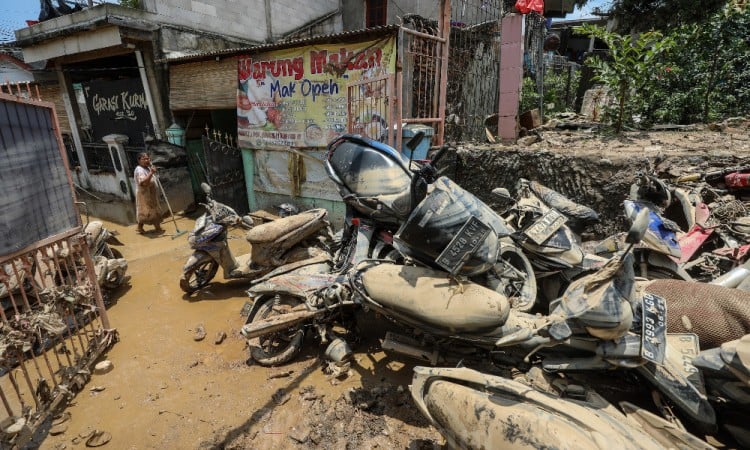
<box><xmin>515</xmin><ymin>0</ymin><xmax>544</xmax><ymax>14</ymax></box>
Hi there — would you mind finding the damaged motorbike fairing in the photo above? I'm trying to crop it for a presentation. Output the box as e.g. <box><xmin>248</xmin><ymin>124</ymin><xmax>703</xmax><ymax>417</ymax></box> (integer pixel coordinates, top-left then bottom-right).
<box><xmin>358</xmin><ymin>263</ymin><xmax>510</xmax><ymax>333</ymax></box>
<box><xmin>394</xmin><ymin>177</ymin><xmax>511</xmax><ymax>277</ymax></box>
<box><xmin>410</xmin><ymin>366</ymin><xmax>713</xmax><ymax>450</ymax></box>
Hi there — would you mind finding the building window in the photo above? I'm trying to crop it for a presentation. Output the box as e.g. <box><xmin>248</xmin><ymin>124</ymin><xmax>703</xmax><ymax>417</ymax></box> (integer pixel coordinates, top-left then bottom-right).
<box><xmin>366</xmin><ymin>0</ymin><xmax>387</xmax><ymax>27</ymax></box>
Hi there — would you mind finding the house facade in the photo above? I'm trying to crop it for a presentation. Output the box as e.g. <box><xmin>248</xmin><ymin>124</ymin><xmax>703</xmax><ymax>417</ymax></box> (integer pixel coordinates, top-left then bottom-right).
<box><xmin>11</xmin><ymin>0</ymin><xmax>342</xmax><ymax>222</ymax></box>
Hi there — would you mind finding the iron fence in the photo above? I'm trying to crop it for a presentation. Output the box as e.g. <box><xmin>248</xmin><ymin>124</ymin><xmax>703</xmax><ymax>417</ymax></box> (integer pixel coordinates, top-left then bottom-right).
<box><xmin>0</xmin><ymin>89</ymin><xmax>113</xmax><ymax>448</ymax></box>
<box><xmin>446</xmin><ymin>0</ymin><xmax>508</xmax><ymax>142</ymax></box>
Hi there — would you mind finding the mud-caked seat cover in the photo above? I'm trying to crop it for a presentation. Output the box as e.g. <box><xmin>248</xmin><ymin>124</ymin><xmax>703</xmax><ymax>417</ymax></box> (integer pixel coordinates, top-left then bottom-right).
<box><xmin>245</xmin><ymin>209</ymin><xmax>328</xmax><ymax>244</ymax></box>
<box><xmin>644</xmin><ymin>279</ymin><xmax>750</xmax><ymax>350</ymax></box>
<box><xmin>360</xmin><ymin>264</ymin><xmax>510</xmax><ymax>333</ymax></box>
<box><xmin>528</xmin><ymin>180</ymin><xmax>599</xmax><ymax>230</ymax></box>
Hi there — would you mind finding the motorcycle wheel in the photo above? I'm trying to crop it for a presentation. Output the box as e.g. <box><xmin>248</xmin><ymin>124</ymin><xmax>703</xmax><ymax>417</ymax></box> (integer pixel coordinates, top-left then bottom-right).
<box><xmin>247</xmin><ymin>295</ymin><xmax>305</xmax><ymax>366</ymax></box>
<box><xmin>485</xmin><ymin>246</ymin><xmax>538</xmax><ymax>312</ymax></box>
<box><xmin>179</xmin><ymin>259</ymin><xmax>219</xmax><ymax>293</ymax></box>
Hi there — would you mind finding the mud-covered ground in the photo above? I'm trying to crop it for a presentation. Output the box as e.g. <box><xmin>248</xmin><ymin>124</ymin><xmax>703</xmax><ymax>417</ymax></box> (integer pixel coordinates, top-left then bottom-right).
<box><xmin>36</xmin><ymin>216</ymin><xmax>444</xmax><ymax>450</ymax></box>
<box><xmin>36</xmin><ymin>120</ymin><xmax>750</xmax><ymax>449</ymax></box>
<box><xmin>451</xmin><ymin>117</ymin><xmax>750</xmax><ymax>237</ymax></box>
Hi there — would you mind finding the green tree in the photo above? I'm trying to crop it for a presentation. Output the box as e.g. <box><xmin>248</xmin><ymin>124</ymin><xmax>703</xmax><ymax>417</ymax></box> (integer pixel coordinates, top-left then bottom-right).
<box><xmin>606</xmin><ymin>0</ymin><xmax>727</xmax><ymax>33</ymax></box>
<box><xmin>653</xmin><ymin>5</ymin><xmax>750</xmax><ymax>123</ymax></box>
<box><xmin>575</xmin><ymin>24</ymin><xmax>675</xmax><ymax>132</ymax></box>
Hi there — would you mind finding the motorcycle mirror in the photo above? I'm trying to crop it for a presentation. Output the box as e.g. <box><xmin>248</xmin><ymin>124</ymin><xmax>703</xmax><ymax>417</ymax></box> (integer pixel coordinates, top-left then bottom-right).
<box><xmin>200</xmin><ymin>182</ymin><xmax>212</xmax><ymax>195</ymax></box>
<box><xmin>240</xmin><ymin>215</ymin><xmax>254</xmax><ymax>229</ymax></box>
<box><xmin>626</xmin><ymin>208</ymin><xmax>650</xmax><ymax>244</ymax></box>
<box><xmin>406</xmin><ymin>131</ymin><xmax>425</xmax><ymax>151</ymax></box>
<box><xmin>492</xmin><ymin>188</ymin><xmax>512</xmax><ymax>200</ymax></box>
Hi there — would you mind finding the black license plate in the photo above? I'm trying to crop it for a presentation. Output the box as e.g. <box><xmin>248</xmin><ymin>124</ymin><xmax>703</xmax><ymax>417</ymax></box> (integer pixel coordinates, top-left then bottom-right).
<box><xmin>436</xmin><ymin>216</ymin><xmax>492</xmax><ymax>275</ymax></box>
<box><xmin>641</xmin><ymin>292</ymin><xmax>667</xmax><ymax>365</ymax></box>
<box><xmin>524</xmin><ymin>208</ymin><xmax>567</xmax><ymax>245</ymax></box>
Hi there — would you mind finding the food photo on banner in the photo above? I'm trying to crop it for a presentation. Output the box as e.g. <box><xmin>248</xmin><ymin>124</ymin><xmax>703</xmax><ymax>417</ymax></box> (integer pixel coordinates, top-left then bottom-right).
<box><xmin>237</xmin><ymin>37</ymin><xmax>396</xmax><ymax>150</ymax></box>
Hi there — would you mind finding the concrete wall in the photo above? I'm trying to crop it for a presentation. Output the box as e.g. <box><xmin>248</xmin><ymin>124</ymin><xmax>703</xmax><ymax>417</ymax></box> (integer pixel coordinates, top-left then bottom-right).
<box><xmin>342</xmin><ymin>0</ymin><xmax>443</xmax><ymax>30</ymax></box>
<box><xmin>142</xmin><ymin>0</ymin><xmax>340</xmax><ymax>42</ymax></box>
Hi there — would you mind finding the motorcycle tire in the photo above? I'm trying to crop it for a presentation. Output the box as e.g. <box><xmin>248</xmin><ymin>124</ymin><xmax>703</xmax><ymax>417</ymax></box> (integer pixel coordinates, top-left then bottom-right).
<box><xmin>484</xmin><ymin>246</ymin><xmax>538</xmax><ymax>313</ymax></box>
<box><xmin>247</xmin><ymin>295</ymin><xmax>305</xmax><ymax>366</ymax></box>
<box><xmin>179</xmin><ymin>258</ymin><xmax>219</xmax><ymax>293</ymax></box>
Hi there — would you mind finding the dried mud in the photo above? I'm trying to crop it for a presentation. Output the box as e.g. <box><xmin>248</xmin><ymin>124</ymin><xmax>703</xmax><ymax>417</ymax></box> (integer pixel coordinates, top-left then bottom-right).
<box><xmin>35</xmin><ymin>217</ymin><xmax>443</xmax><ymax>450</ymax></box>
<box><xmin>451</xmin><ymin>120</ymin><xmax>750</xmax><ymax>237</ymax></box>
<box><xmin>36</xmin><ymin>121</ymin><xmax>750</xmax><ymax>449</ymax></box>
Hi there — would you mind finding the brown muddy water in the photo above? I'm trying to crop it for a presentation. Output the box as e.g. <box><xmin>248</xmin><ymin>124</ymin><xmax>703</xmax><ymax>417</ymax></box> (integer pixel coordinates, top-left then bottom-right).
<box><xmin>36</xmin><ymin>215</ymin><xmax>443</xmax><ymax>449</ymax></box>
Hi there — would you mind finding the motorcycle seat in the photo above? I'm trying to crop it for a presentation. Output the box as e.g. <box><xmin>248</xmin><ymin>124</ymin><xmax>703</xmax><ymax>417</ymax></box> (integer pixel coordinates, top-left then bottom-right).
<box><xmin>246</xmin><ymin>209</ymin><xmax>328</xmax><ymax>244</ymax></box>
<box><xmin>527</xmin><ymin>180</ymin><xmax>599</xmax><ymax>230</ymax></box>
<box><xmin>359</xmin><ymin>264</ymin><xmax>510</xmax><ymax>333</ymax></box>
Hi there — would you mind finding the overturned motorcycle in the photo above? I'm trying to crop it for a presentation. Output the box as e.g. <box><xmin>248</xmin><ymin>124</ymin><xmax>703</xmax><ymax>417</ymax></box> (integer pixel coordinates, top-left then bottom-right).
<box><xmin>410</xmin><ymin>331</ymin><xmax>750</xmax><ymax>449</ymax></box>
<box><xmin>240</xmin><ymin>207</ymin><xmax>749</xmax><ymax>444</ymax></box>
<box><xmin>179</xmin><ymin>183</ymin><xmax>333</xmax><ymax>293</ymax></box>
<box><xmin>324</xmin><ymin>133</ymin><xmax>539</xmax><ymax>312</ymax></box>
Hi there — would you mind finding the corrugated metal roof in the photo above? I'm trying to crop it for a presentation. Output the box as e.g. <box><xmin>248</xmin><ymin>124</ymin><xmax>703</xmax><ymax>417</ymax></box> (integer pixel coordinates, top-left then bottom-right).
<box><xmin>165</xmin><ymin>25</ymin><xmax>400</xmax><ymax>63</ymax></box>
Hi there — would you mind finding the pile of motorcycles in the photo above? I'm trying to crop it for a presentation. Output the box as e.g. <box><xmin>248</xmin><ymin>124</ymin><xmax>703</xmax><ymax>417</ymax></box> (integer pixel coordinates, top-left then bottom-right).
<box><xmin>182</xmin><ymin>133</ymin><xmax>750</xmax><ymax>448</ymax></box>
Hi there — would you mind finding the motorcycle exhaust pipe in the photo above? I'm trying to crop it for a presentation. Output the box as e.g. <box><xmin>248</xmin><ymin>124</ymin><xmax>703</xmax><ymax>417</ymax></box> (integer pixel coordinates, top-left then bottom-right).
<box><xmin>710</xmin><ymin>260</ymin><xmax>750</xmax><ymax>288</ymax></box>
<box><xmin>240</xmin><ymin>309</ymin><xmax>322</xmax><ymax>339</ymax></box>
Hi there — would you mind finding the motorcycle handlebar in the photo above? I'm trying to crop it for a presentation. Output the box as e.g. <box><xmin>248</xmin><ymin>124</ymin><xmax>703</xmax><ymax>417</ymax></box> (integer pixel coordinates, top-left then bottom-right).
<box><xmin>430</xmin><ymin>144</ymin><xmax>450</xmax><ymax>166</ymax></box>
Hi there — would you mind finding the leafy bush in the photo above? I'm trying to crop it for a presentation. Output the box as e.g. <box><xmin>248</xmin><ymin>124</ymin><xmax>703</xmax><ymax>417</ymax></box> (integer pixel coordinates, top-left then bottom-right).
<box><xmin>521</xmin><ymin>67</ymin><xmax>581</xmax><ymax>114</ymax></box>
<box><xmin>575</xmin><ymin>24</ymin><xmax>674</xmax><ymax>132</ymax></box>
<box><xmin>575</xmin><ymin>5</ymin><xmax>750</xmax><ymax>129</ymax></box>
<box><xmin>654</xmin><ymin>6</ymin><xmax>750</xmax><ymax>123</ymax></box>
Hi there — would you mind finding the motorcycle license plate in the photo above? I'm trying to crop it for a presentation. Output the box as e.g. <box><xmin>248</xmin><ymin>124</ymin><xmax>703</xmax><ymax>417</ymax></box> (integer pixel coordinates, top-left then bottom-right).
<box><xmin>641</xmin><ymin>292</ymin><xmax>667</xmax><ymax>365</ymax></box>
<box><xmin>666</xmin><ymin>333</ymin><xmax>701</xmax><ymax>386</ymax></box>
<box><xmin>524</xmin><ymin>208</ymin><xmax>566</xmax><ymax>245</ymax></box>
<box><xmin>436</xmin><ymin>216</ymin><xmax>492</xmax><ymax>275</ymax></box>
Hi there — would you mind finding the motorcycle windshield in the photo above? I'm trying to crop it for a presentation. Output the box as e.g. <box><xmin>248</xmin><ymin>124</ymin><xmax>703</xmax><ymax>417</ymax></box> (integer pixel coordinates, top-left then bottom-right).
<box><xmin>624</xmin><ymin>200</ymin><xmax>681</xmax><ymax>258</ymax></box>
<box><xmin>326</xmin><ymin>135</ymin><xmax>412</xmax><ymax>197</ymax></box>
<box><xmin>325</xmin><ymin>135</ymin><xmax>413</xmax><ymax>220</ymax></box>
<box><xmin>394</xmin><ymin>177</ymin><xmax>509</xmax><ymax>276</ymax></box>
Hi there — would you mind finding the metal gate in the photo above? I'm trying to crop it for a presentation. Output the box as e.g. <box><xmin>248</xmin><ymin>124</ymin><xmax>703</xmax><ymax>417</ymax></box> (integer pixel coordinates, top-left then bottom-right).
<box><xmin>202</xmin><ymin>131</ymin><xmax>248</xmax><ymax>215</ymax></box>
<box><xmin>347</xmin><ymin>74</ymin><xmax>401</xmax><ymax>149</ymax></box>
<box><xmin>0</xmin><ymin>88</ymin><xmax>114</xmax><ymax>448</ymax></box>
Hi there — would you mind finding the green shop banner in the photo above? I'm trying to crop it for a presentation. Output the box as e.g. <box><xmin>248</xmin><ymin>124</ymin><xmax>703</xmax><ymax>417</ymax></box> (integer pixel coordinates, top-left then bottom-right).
<box><xmin>237</xmin><ymin>37</ymin><xmax>396</xmax><ymax>150</ymax></box>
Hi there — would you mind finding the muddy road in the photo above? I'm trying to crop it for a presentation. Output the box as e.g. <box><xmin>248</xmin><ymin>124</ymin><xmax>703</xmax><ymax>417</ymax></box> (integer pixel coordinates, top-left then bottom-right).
<box><xmin>36</xmin><ymin>216</ymin><xmax>443</xmax><ymax>449</ymax></box>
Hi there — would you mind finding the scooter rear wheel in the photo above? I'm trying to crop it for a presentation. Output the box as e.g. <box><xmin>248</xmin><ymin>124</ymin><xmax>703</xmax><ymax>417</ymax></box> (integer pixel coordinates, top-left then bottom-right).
<box><xmin>484</xmin><ymin>246</ymin><xmax>538</xmax><ymax>313</ymax></box>
<box><xmin>179</xmin><ymin>259</ymin><xmax>219</xmax><ymax>293</ymax></box>
<box><xmin>247</xmin><ymin>295</ymin><xmax>305</xmax><ymax>366</ymax></box>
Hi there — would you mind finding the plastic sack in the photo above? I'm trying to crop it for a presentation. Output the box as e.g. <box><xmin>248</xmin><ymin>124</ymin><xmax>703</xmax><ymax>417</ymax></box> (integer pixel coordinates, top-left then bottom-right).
<box><xmin>515</xmin><ymin>0</ymin><xmax>544</xmax><ymax>14</ymax></box>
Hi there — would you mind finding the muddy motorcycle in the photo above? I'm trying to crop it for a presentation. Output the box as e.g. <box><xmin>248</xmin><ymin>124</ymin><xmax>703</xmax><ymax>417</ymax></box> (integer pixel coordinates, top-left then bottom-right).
<box><xmin>238</xmin><ymin>205</ymin><xmax>652</xmax><ymax>369</ymax></box>
<box><xmin>497</xmin><ymin>178</ymin><xmax>606</xmax><ymax>305</ymax></box>
<box><xmin>623</xmin><ymin>172</ymin><xmax>750</xmax><ymax>282</ymax></box>
<box><xmin>48</xmin><ymin>209</ymin><xmax>129</xmax><ymax>291</ymax></box>
<box><xmin>410</xmin><ymin>333</ymin><xmax>750</xmax><ymax>449</ymax></box>
<box><xmin>81</xmin><ymin>219</ymin><xmax>129</xmax><ymax>290</ymax></box>
<box><xmin>409</xmin><ymin>365</ymin><xmax>714</xmax><ymax>449</ymax></box>
<box><xmin>180</xmin><ymin>183</ymin><xmax>332</xmax><ymax>293</ymax></box>
<box><xmin>242</xmin><ymin>208</ymin><xmax>750</xmax><ymax>439</ymax></box>
<box><xmin>324</xmin><ymin>133</ymin><xmax>538</xmax><ymax>312</ymax></box>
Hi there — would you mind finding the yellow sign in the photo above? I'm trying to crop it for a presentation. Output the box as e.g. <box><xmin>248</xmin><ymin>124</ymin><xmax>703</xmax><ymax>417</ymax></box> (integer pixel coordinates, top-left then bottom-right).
<box><xmin>237</xmin><ymin>37</ymin><xmax>396</xmax><ymax>149</ymax></box>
